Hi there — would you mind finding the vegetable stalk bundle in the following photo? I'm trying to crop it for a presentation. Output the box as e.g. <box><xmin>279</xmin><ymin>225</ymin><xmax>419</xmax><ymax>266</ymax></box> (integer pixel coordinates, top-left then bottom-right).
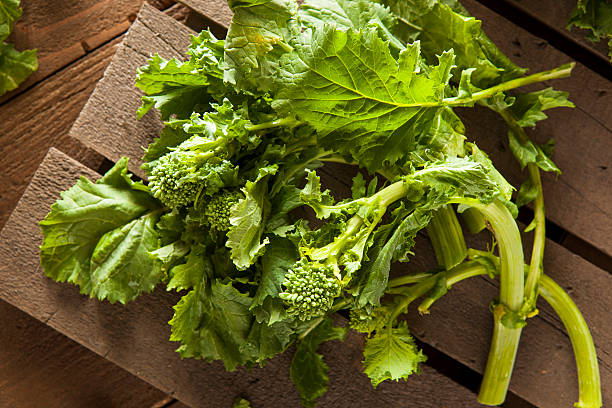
<box><xmin>39</xmin><ymin>1</ymin><xmax>601</xmax><ymax>406</ymax></box>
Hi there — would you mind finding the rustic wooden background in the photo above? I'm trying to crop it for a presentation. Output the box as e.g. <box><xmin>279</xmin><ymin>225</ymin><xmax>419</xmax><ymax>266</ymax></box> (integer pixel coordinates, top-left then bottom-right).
<box><xmin>0</xmin><ymin>0</ymin><xmax>610</xmax><ymax>407</ymax></box>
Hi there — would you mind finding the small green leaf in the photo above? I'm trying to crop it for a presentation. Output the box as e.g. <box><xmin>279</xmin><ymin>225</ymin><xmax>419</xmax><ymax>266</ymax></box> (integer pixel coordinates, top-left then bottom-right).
<box><xmin>169</xmin><ymin>279</ymin><xmax>254</xmax><ymax>370</ymax></box>
<box><xmin>516</xmin><ymin>177</ymin><xmax>538</xmax><ymax>208</ymax></box>
<box><xmin>508</xmin><ymin>129</ymin><xmax>538</xmax><ymax>169</ymax></box>
<box><xmin>40</xmin><ymin>158</ymin><xmax>164</xmax><ymax>303</ymax></box>
<box><xmin>290</xmin><ymin>317</ymin><xmax>347</xmax><ymax>407</ymax></box>
<box><xmin>227</xmin><ymin>166</ymin><xmax>277</xmax><ymax>270</ymax></box>
<box><xmin>167</xmin><ymin>248</ymin><xmax>211</xmax><ymax>292</ymax></box>
<box><xmin>251</xmin><ymin>236</ymin><xmax>298</xmax><ymax>324</ymax></box>
<box><xmin>363</xmin><ymin>322</ymin><xmax>426</xmax><ymax>386</ymax></box>
<box><xmin>0</xmin><ymin>43</ymin><xmax>37</xmax><ymax>95</ymax></box>
<box><xmin>242</xmin><ymin>319</ymin><xmax>294</xmax><ymax>363</ymax></box>
<box><xmin>567</xmin><ymin>0</ymin><xmax>612</xmax><ymax>62</ymax></box>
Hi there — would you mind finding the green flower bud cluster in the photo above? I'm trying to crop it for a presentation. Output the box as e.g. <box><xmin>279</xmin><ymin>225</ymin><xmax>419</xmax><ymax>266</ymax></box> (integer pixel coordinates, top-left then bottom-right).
<box><xmin>280</xmin><ymin>260</ymin><xmax>341</xmax><ymax>321</ymax></box>
<box><xmin>203</xmin><ymin>190</ymin><xmax>243</xmax><ymax>232</ymax></box>
<box><xmin>148</xmin><ymin>152</ymin><xmax>202</xmax><ymax>208</ymax></box>
<box><xmin>349</xmin><ymin>307</ymin><xmax>385</xmax><ymax>334</ymax></box>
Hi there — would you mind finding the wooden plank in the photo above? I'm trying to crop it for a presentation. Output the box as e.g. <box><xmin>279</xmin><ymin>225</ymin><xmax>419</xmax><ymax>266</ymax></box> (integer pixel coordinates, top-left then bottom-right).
<box><xmin>507</xmin><ymin>0</ymin><xmax>611</xmax><ymax>62</ymax></box>
<box><xmin>178</xmin><ymin>0</ymin><xmax>232</xmax><ymax>28</ymax></box>
<box><xmin>0</xmin><ymin>147</ymin><xmax>481</xmax><ymax>408</ymax></box>
<box><xmin>1</xmin><ymin>0</ymin><xmax>145</xmax><ymax>102</ymax></box>
<box><xmin>0</xmin><ymin>38</ymin><xmax>120</xmax><ymax>228</ymax></box>
<box><xmin>68</xmin><ymin>3</ymin><xmax>196</xmax><ymax>180</ymax></box>
<box><xmin>0</xmin><ymin>299</ymin><xmax>170</xmax><ymax>408</ymax></box>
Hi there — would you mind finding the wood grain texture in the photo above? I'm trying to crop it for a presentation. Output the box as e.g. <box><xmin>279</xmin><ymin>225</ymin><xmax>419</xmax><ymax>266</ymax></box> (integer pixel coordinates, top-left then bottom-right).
<box><xmin>1</xmin><ymin>0</ymin><xmax>144</xmax><ymax>101</ymax></box>
<box><xmin>177</xmin><ymin>0</ymin><xmax>232</xmax><ymax>28</ymax></box>
<box><xmin>0</xmin><ymin>299</ymin><xmax>170</xmax><ymax>408</ymax></box>
<box><xmin>0</xmin><ymin>148</ymin><xmax>481</xmax><ymax>408</ymax></box>
<box><xmin>507</xmin><ymin>0</ymin><xmax>611</xmax><ymax>62</ymax></box>
<box><xmin>68</xmin><ymin>3</ymin><xmax>195</xmax><ymax>179</ymax></box>
<box><xmin>0</xmin><ymin>38</ymin><xmax>119</xmax><ymax>228</ymax></box>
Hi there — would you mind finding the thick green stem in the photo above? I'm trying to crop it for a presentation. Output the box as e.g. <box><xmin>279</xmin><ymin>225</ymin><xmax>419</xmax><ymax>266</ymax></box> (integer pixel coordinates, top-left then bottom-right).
<box><xmin>453</xmin><ymin>199</ymin><xmax>525</xmax><ymax>405</ymax></box>
<box><xmin>388</xmin><ymin>260</ymin><xmax>493</xmax><ymax>319</ymax></box>
<box><xmin>498</xmin><ymin>108</ymin><xmax>546</xmax><ymax>311</ymax></box>
<box><xmin>388</xmin><ymin>251</ymin><xmax>601</xmax><ymax>408</ymax></box>
<box><xmin>539</xmin><ymin>275</ymin><xmax>602</xmax><ymax>408</ymax></box>
<box><xmin>461</xmin><ymin>207</ymin><xmax>487</xmax><ymax>234</ymax></box>
<box><xmin>426</xmin><ymin>205</ymin><xmax>468</xmax><ymax>269</ymax></box>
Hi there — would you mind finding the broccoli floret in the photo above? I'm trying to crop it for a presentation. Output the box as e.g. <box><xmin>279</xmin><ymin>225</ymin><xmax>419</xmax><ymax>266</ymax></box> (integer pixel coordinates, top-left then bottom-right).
<box><xmin>148</xmin><ymin>150</ymin><xmax>204</xmax><ymax>208</ymax></box>
<box><xmin>280</xmin><ymin>259</ymin><xmax>341</xmax><ymax>321</ymax></box>
<box><xmin>202</xmin><ymin>189</ymin><xmax>243</xmax><ymax>232</ymax></box>
<box><xmin>349</xmin><ymin>307</ymin><xmax>387</xmax><ymax>334</ymax></box>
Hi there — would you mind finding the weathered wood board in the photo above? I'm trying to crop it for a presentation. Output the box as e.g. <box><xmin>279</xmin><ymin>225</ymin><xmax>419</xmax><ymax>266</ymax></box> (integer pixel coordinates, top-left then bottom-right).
<box><xmin>2</xmin><ymin>0</ymin><xmax>145</xmax><ymax>102</ymax></box>
<box><xmin>0</xmin><ymin>38</ymin><xmax>117</xmax><ymax>227</ymax></box>
<box><xmin>0</xmin><ymin>299</ymin><xmax>170</xmax><ymax>408</ymax></box>
<box><xmin>0</xmin><ymin>147</ymin><xmax>482</xmax><ymax>408</ymax></box>
<box><xmin>68</xmin><ymin>3</ymin><xmax>195</xmax><ymax>178</ymax></box>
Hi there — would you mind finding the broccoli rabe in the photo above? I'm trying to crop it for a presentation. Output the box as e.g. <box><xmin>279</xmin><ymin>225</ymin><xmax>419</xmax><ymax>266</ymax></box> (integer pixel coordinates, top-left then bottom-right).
<box><xmin>280</xmin><ymin>259</ymin><xmax>341</xmax><ymax>321</ymax></box>
<box><xmin>147</xmin><ymin>149</ymin><xmax>205</xmax><ymax>208</ymax></box>
<box><xmin>144</xmin><ymin>134</ymin><xmax>240</xmax><ymax>208</ymax></box>
<box><xmin>202</xmin><ymin>189</ymin><xmax>243</xmax><ymax>232</ymax></box>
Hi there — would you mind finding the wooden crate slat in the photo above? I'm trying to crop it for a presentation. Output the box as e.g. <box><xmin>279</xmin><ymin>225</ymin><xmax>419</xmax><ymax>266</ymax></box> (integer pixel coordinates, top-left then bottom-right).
<box><xmin>0</xmin><ymin>148</ymin><xmax>481</xmax><ymax>408</ymax></box>
<box><xmin>0</xmin><ymin>299</ymin><xmax>170</xmax><ymax>408</ymax></box>
<box><xmin>0</xmin><ymin>38</ymin><xmax>119</xmax><ymax>228</ymax></box>
<box><xmin>68</xmin><ymin>3</ymin><xmax>196</xmax><ymax>179</ymax></box>
<box><xmin>1</xmin><ymin>0</ymin><xmax>145</xmax><ymax>102</ymax></box>
<box><xmin>506</xmin><ymin>0</ymin><xmax>612</xmax><ymax>62</ymax></box>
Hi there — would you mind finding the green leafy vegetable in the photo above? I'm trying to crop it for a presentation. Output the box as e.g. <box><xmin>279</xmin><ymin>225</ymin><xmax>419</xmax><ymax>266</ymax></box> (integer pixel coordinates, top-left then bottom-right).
<box><xmin>363</xmin><ymin>322</ymin><xmax>427</xmax><ymax>386</ymax></box>
<box><xmin>290</xmin><ymin>317</ymin><xmax>347</xmax><ymax>407</ymax></box>
<box><xmin>40</xmin><ymin>158</ymin><xmax>163</xmax><ymax>303</ymax></box>
<box><xmin>38</xmin><ymin>0</ymin><xmax>602</xmax><ymax>407</ymax></box>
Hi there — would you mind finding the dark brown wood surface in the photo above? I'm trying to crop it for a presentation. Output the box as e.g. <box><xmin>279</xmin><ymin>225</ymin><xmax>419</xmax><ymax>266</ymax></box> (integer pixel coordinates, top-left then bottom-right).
<box><xmin>0</xmin><ymin>1</ymin><xmax>191</xmax><ymax>406</ymax></box>
<box><xmin>68</xmin><ymin>3</ymin><xmax>196</xmax><ymax>178</ymax></box>
<box><xmin>0</xmin><ymin>300</ymin><xmax>170</xmax><ymax>408</ymax></box>
<box><xmin>2</xmin><ymin>0</ymin><xmax>144</xmax><ymax>103</ymax></box>
<box><xmin>0</xmin><ymin>147</ymin><xmax>482</xmax><ymax>408</ymax></box>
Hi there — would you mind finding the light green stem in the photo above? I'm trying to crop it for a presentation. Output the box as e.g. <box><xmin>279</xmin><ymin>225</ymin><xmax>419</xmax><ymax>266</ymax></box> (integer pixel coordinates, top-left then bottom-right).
<box><xmin>539</xmin><ymin>275</ymin><xmax>602</xmax><ymax>408</ymax></box>
<box><xmin>246</xmin><ymin>117</ymin><xmax>303</xmax><ymax>131</ymax></box>
<box><xmin>426</xmin><ymin>205</ymin><xmax>467</xmax><ymax>269</ymax></box>
<box><xmin>445</xmin><ymin>63</ymin><xmax>574</xmax><ymax>106</ymax></box>
<box><xmin>452</xmin><ymin>199</ymin><xmax>525</xmax><ymax>405</ymax></box>
<box><xmin>498</xmin><ymin>108</ymin><xmax>546</xmax><ymax>312</ymax></box>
